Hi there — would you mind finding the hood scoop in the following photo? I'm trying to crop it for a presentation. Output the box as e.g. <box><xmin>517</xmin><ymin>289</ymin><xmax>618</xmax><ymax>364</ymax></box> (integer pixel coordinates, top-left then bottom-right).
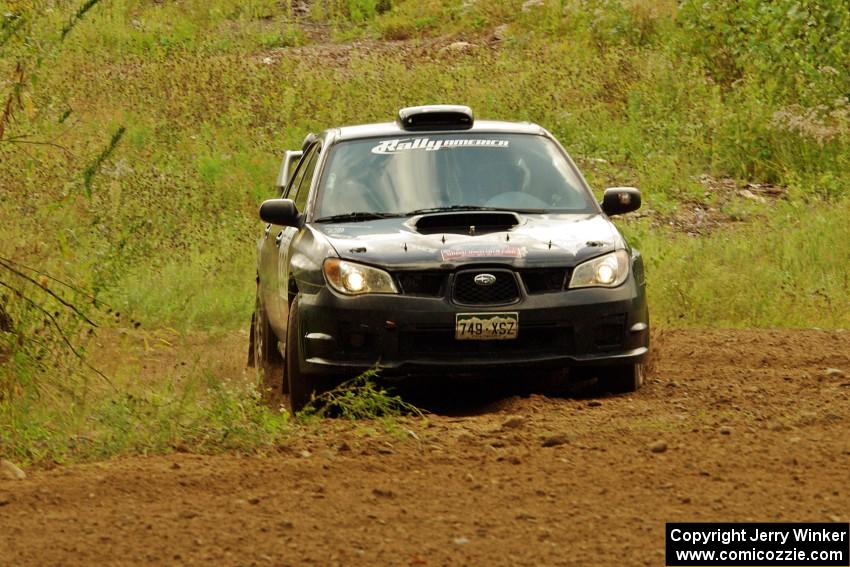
<box><xmin>414</xmin><ymin>212</ymin><xmax>520</xmax><ymax>235</ymax></box>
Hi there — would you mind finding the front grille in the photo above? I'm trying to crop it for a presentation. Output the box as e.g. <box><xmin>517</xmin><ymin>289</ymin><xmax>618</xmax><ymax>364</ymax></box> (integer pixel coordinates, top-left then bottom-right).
<box><xmin>395</xmin><ymin>271</ymin><xmax>447</xmax><ymax>297</ymax></box>
<box><xmin>452</xmin><ymin>270</ymin><xmax>520</xmax><ymax>305</ymax></box>
<box><xmin>520</xmin><ymin>268</ymin><xmax>571</xmax><ymax>294</ymax></box>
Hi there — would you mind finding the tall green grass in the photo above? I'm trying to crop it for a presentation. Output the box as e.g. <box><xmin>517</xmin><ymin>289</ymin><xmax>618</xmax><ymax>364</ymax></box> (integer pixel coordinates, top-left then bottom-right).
<box><xmin>3</xmin><ymin>0</ymin><xmax>848</xmax><ymax>330</ymax></box>
<box><xmin>1</xmin><ymin>358</ymin><xmax>291</xmax><ymax>463</ymax></box>
<box><xmin>625</xmin><ymin>200</ymin><xmax>850</xmax><ymax>328</ymax></box>
<box><xmin>1</xmin><ymin>349</ymin><xmax>427</xmax><ymax>464</ymax></box>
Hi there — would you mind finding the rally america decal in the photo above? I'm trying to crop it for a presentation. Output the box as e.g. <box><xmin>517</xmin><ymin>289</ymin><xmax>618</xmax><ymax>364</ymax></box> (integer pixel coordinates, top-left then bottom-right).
<box><xmin>372</xmin><ymin>138</ymin><xmax>510</xmax><ymax>155</ymax></box>
<box><xmin>440</xmin><ymin>246</ymin><xmax>526</xmax><ymax>261</ymax></box>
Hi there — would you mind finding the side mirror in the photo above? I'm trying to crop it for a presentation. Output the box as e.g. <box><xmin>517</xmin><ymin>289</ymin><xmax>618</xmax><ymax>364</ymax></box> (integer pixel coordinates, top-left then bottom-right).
<box><xmin>601</xmin><ymin>187</ymin><xmax>641</xmax><ymax>216</ymax></box>
<box><xmin>259</xmin><ymin>199</ymin><xmax>300</xmax><ymax>227</ymax></box>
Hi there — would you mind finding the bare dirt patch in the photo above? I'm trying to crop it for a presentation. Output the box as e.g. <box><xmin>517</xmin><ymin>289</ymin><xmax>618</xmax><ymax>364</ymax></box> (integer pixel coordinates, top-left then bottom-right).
<box><xmin>2</xmin><ymin>329</ymin><xmax>849</xmax><ymax>566</ymax></box>
<box><xmin>627</xmin><ymin>175</ymin><xmax>789</xmax><ymax>235</ymax></box>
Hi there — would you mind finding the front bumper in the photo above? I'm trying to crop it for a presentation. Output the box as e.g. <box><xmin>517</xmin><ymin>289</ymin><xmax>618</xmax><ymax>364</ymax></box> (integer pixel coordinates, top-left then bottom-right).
<box><xmin>294</xmin><ymin>280</ymin><xmax>649</xmax><ymax>377</ymax></box>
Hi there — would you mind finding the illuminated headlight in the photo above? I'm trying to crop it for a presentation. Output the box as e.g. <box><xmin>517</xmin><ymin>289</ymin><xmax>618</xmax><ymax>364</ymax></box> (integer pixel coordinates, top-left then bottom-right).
<box><xmin>569</xmin><ymin>250</ymin><xmax>630</xmax><ymax>288</ymax></box>
<box><xmin>323</xmin><ymin>259</ymin><xmax>398</xmax><ymax>295</ymax></box>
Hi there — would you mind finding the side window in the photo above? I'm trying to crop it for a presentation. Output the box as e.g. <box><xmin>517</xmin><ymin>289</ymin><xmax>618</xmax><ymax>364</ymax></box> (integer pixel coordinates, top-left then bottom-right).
<box><xmin>294</xmin><ymin>146</ymin><xmax>320</xmax><ymax>211</ymax></box>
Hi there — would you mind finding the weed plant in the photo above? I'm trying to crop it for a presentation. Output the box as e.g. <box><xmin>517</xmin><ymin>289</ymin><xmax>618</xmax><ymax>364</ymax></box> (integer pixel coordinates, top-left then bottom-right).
<box><xmin>300</xmin><ymin>369</ymin><xmax>424</xmax><ymax>420</ymax></box>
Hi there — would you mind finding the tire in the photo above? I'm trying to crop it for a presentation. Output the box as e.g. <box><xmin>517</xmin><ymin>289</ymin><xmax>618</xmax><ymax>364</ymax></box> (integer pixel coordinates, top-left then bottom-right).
<box><xmin>285</xmin><ymin>296</ymin><xmax>319</xmax><ymax>414</ymax></box>
<box><xmin>252</xmin><ymin>291</ymin><xmax>285</xmax><ymax>401</ymax></box>
<box><xmin>597</xmin><ymin>362</ymin><xmax>644</xmax><ymax>394</ymax></box>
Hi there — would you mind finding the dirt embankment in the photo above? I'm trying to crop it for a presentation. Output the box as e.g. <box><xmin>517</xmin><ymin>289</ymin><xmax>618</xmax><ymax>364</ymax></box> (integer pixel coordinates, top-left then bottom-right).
<box><xmin>1</xmin><ymin>329</ymin><xmax>849</xmax><ymax>566</ymax></box>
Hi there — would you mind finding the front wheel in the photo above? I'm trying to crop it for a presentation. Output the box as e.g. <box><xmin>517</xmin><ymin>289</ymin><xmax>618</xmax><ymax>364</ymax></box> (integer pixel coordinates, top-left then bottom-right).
<box><xmin>597</xmin><ymin>362</ymin><xmax>644</xmax><ymax>394</ymax></box>
<box><xmin>285</xmin><ymin>296</ymin><xmax>321</xmax><ymax>414</ymax></box>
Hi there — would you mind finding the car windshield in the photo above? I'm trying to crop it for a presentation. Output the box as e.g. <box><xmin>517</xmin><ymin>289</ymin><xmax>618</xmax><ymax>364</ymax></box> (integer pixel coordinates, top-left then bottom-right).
<box><xmin>314</xmin><ymin>133</ymin><xmax>596</xmax><ymax>219</ymax></box>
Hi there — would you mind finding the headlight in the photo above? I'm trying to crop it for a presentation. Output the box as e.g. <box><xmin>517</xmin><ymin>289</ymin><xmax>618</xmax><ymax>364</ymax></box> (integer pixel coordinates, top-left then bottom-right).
<box><xmin>568</xmin><ymin>250</ymin><xmax>630</xmax><ymax>288</ymax></box>
<box><xmin>323</xmin><ymin>259</ymin><xmax>398</xmax><ymax>295</ymax></box>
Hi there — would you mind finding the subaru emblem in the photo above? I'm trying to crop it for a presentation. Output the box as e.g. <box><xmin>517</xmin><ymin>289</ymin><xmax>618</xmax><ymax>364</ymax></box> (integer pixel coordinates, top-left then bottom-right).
<box><xmin>474</xmin><ymin>273</ymin><xmax>497</xmax><ymax>286</ymax></box>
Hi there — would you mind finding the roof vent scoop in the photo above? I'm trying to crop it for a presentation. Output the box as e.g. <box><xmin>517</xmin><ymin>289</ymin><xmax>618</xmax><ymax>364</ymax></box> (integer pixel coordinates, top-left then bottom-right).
<box><xmin>397</xmin><ymin>105</ymin><xmax>474</xmax><ymax>131</ymax></box>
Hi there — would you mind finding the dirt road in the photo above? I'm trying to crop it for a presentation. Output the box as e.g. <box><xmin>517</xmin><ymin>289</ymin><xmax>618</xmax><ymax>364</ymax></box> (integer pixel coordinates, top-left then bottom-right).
<box><xmin>2</xmin><ymin>329</ymin><xmax>849</xmax><ymax>566</ymax></box>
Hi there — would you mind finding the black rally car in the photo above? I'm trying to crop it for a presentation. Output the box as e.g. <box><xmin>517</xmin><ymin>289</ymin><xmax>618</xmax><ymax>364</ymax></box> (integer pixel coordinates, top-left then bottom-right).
<box><xmin>250</xmin><ymin>105</ymin><xmax>649</xmax><ymax>412</ymax></box>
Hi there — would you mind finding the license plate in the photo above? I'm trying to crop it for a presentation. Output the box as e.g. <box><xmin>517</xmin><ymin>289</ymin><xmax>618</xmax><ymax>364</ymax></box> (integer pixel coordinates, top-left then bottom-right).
<box><xmin>455</xmin><ymin>312</ymin><xmax>518</xmax><ymax>340</ymax></box>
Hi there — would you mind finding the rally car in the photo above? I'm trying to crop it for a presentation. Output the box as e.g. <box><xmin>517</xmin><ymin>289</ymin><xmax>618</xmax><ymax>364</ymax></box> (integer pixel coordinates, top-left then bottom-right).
<box><xmin>249</xmin><ymin>105</ymin><xmax>649</xmax><ymax>412</ymax></box>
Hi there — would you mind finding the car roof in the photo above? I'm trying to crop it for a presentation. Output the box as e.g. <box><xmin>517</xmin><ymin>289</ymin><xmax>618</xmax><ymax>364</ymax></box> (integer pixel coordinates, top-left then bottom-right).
<box><xmin>326</xmin><ymin>120</ymin><xmax>547</xmax><ymax>143</ymax></box>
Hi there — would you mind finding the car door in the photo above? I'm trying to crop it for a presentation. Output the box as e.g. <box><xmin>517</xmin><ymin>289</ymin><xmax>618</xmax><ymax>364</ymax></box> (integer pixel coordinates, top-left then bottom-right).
<box><xmin>259</xmin><ymin>149</ymin><xmax>311</xmax><ymax>333</ymax></box>
<box><xmin>274</xmin><ymin>142</ymin><xmax>321</xmax><ymax>334</ymax></box>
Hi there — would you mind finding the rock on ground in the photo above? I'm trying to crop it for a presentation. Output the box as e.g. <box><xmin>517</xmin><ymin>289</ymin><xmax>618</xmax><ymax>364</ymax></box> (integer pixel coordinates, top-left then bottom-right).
<box><xmin>0</xmin><ymin>460</ymin><xmax>26</xmax><ymax>481</ymax></box>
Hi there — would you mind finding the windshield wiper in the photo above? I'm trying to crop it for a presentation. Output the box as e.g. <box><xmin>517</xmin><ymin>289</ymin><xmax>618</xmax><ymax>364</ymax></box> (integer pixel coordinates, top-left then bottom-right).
<box><xmin>314</xmin><ymin>212</ymin><xmax>404</xmax><ymax>223</ymax></box>
<box><xmin>404</xmin><ymin>205</ymin><xmax>501</xmax><ymax>215</ymax></box>
<box><xmin>405</xmin><ymin>205</ymin><xmax>546</xmax><ymax>215</ymax></box>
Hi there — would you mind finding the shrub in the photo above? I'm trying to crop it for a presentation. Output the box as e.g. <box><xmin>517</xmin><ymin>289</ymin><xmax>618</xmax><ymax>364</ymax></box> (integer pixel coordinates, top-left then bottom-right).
<box><xmin>678</xmin><ymin>0</ymin><xmax>850</xmax><ymax>104</ymax></box>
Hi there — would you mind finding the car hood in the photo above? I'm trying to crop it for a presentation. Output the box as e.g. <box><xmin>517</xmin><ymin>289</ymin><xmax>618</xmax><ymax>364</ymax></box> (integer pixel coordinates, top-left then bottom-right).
<box><xmin>313</xmin><ymin>213</ymin><xmax>625</xmax><ymax>269</ymax></box>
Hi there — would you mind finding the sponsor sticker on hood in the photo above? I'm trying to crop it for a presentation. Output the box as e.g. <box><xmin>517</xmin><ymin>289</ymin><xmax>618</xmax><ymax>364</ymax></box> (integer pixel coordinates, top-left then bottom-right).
<box><xmin>372</xmin><ymin>137</ymin><xmax>510</xmax><ymax>155</ymax></box>
<box><xmin>441</xmin><ymin>246</ymin><xmax>526</xmax><ymax>261</ymax></box>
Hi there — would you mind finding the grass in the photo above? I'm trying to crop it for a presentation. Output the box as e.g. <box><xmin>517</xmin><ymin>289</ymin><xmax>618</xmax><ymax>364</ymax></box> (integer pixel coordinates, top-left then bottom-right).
<box><xmin>111</xmin><ymin>248</ymin><xmax>255</xmax><ymax>332</ymax></box>
<box><xmin>1</xmin><ymin>0</ymin><xmax>849</xmax><ymax>463</ymax></box>
<box><xmin>0</xmin><ymin>330</ymin><xmax>293</xmax><ymax>464</ymax></box>
<box><xmin>626</xmin><ymin>199</ymin><xmax>850</xmax><ymax>327</ymax></box>
<box><xmin>0</xmin><ymin>365</ymin><xmax>292</xmax><ymax>464</ymax></box>
<box><xmin>0</xmin><ymin>337</ymin><xmax>421</xmax><ymax>464</ymax></box>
